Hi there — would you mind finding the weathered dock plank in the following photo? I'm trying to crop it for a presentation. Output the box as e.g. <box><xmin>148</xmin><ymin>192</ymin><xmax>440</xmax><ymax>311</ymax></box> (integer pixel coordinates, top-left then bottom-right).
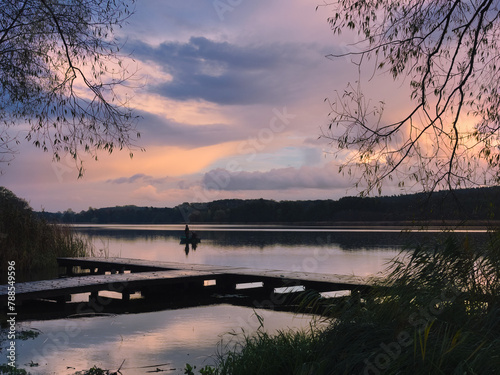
<box><xmin>57</xmin><ymin>257</ymin><xmax>379</xmax><ymax>284</ymax></box>
<box><xmin>0</xmin><ymin>269</ymin><xmax>224</xmax><ymax>306</ymax></box>
<box><xmin>57</xmin><ymin>256</ymin><xmax>237</xmax><ymax>274</ymax></box>
<box><xmin>0</xmin><ymin>257</ymin><xmax>381</xmax><ymax>308</ymax></box>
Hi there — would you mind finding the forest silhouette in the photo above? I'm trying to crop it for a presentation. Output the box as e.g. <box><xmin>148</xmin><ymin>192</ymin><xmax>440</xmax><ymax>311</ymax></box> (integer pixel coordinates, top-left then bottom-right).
<box><xmin>40</xmin><ymin>186</ymin><xmax>500</xmax><ymax>225</ymax></box>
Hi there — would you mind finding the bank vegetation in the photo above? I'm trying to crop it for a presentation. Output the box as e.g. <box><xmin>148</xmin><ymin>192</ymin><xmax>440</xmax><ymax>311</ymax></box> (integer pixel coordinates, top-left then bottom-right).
<box><xmin>0</xmin><ymin>187</ymin><xmax>91</xmax><ymax>282</ymax></box>
<box><xmin>206</xmin><ymin>232</ymin><xmax>500</xmax><ymax>374</ymax></box>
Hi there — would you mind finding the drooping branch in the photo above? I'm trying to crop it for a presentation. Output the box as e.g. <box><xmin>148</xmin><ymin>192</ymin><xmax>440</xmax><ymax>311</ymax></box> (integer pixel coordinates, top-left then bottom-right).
<box><xmin>0</xmin><ymin>0</ymin><xmax>140</xmax><ymax>175</ymax></box>
<box><xmin>0</xmin><ymin>1</ymin><xmax>28</xmax><ymax>46</ymax></box>
<box><xmin>322</xmin><ymin>0</ymin><xmax>500</xmax><ymax>195</ymax></box>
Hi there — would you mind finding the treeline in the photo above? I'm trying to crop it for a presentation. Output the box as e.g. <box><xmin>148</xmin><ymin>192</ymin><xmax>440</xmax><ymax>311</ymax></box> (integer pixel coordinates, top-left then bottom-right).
<box><xmin>39</xmin><ymin>186</ymin><xmax>500</xmax><ymax>225</ymax></box>
<box><xmin>43</xmin><ymin>205</ymin><xmax>185</xmax><ymax>224</ymax></box>
<box><xmin>0</xmin><ymin>187</ymin><xmax>89</xmax><ymax>281</ymax></box>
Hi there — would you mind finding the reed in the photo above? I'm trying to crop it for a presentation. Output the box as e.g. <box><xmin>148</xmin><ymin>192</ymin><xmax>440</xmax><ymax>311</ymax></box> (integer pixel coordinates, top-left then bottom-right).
<box><xmin>213</xmin><ymin>232</ymin><xmax>500</xmax><ymax>374</ymax></box>
<box><xmin>0</xmin><ymin>187</ymin><xmax>92</xmax><ymax>282</ymax></box>
<box><xmin>215</xmin><ymin>323</ymin><xmax>325</xmax><ymax>375</ymax></box>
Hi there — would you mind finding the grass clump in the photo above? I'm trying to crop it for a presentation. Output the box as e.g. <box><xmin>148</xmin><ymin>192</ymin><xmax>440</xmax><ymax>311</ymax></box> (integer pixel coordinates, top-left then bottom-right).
<box><xmin>216</xmin><ymin>325</ymin><xmax>324</xmax><ymax>375</ymax></box>
<box><xmin>213</xmin><ymin>232</ymin><xmax>500</xmax><ymax>374</ymax></box>
<box><xmin>0</xmin><ymin>187</ymin><xmax>91</xmax><ymax>281</ymax></box>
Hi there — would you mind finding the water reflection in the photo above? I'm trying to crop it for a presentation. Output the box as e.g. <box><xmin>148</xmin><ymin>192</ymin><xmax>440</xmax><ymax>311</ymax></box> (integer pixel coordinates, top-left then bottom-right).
<box><xmin>3</xmin><ymin>225</ymin><xmax>490</xmax><ymax>374</ymax></box>
<box><xmin>73</xmin><ymin>225</ymin><xmax>489</xmax><ymax>277</ymax></box>
<box><xmin>184</xmin><ymin>241</ymin><xmax>199</xmax><ymax>256</ymax></box>
<box><xmin>6</xmin><ymin>305</ymin><xmax>319</xmax><ymax>375</ymax></box>
<box><xmin>74</xmin><ymin>224</ymin><xmax>488</xmax><ymax>251</ymax></box>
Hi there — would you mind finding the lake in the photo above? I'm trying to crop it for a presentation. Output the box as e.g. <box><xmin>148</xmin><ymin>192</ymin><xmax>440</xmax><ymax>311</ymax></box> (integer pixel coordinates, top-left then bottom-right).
<box><xmin>1</xmin><ymin>225</ymin><xmax>488</xmax><ymax>374</ymax></box>
<box><xmin>73</xmin><ymin>224</ymin><xmax>418</xmax><ymax>275</ymax></box>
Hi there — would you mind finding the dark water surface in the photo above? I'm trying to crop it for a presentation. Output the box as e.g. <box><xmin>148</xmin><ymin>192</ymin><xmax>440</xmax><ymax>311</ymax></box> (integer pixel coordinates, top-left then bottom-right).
<box><xmin>2</xmin><ymin>225</ymin><xmax>488</xmax><ymax>374</ymax></box>
<box><xmin>72</xmin><ymin>224</ymin><xmax>488</xmax><ymax>275</ymax></box>
<box><xmin>74</xmin><ymin>224</ymin><xmax>417</xmax><ymax>275</ymax></box>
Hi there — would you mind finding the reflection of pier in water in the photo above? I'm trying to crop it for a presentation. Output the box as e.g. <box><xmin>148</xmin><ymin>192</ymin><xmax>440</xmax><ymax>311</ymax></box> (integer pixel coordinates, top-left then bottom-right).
<box><xmin>0</xmin><ymin>257</ymin><xmax>380</xmax><ymax>320</ymax></box>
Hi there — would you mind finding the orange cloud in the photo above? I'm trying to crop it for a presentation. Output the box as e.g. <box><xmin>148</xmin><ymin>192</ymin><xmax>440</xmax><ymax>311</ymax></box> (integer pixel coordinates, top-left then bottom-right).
<box><xmin>84</xmin><ymin>141</ymin><xmax>242</xmax><ymax>181</ymax></box>
<box><xmin>135</xmin><ymin>93</ymin><xmax>229</xmax><ymax>125</ymax></box>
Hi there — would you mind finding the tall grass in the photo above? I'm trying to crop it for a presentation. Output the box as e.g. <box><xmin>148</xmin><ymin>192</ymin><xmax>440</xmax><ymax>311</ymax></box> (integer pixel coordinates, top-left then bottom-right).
<box><xmin>213</xmin><ymin>232</ymin><xmax>500</xmax><ymax>374</ymax></box>
<box><xmin>0</xmin><ymin>187</ymin><xmax>91</xmax><ymax>282</ymax></box>
<box><xmin>215</xmin><ymin>323</ymin><xmax>325</xmax><ymax>375</ymax></box>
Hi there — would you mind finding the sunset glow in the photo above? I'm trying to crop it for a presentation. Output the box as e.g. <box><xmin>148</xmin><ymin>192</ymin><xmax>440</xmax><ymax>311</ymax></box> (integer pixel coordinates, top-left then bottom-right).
<box><xmin>2</xmin><ymin>0</ymin><xmax>399</xmax><ymax>211</ymax></box>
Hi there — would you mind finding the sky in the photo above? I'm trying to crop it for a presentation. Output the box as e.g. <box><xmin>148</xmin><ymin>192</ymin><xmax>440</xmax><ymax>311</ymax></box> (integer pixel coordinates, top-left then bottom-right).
<box><xmin>2</xmin><ymin>0</ymin><xmax>406</xmax><ymax>212</ymax></box>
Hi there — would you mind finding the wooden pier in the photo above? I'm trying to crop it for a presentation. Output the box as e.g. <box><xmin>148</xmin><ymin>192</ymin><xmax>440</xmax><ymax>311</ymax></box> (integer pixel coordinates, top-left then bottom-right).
<box><xmin>1</xmin><ymin>257</ymin><xmax>380</xmax><ymax>317</ymax></box>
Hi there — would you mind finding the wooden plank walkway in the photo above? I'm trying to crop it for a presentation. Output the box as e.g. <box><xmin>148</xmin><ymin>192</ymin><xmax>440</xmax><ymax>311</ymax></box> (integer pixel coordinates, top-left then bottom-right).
<box><xmin>0</xmin><ymin>269</ymin><xmax>225</xmax><ymax>306</ymax></box>
<box><xmin>58</xmin><ymin>256</ymin><xmax>375</xmax><ymax>284</ymax></box>
<box><xmin>0</xmin><ymin>257</ymin><xmax>379</xmax><ymax>308</ymax></box>
<box><xmin>56</xmin><ymin>256</ymin><xmax>254</xmax><ymax>273</ymax></box>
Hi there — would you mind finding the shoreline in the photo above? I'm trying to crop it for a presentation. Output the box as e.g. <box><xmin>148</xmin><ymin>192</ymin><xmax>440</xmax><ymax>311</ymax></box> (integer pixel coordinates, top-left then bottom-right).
<box><xmin>69</xmin><ymin>220</ymin><xmax>500</xmax><ymax>231</ymax></box>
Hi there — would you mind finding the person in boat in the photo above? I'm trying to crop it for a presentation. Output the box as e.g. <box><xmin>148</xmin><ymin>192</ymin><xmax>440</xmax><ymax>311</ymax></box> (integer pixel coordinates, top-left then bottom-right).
<box><xmin>184</xmin><ymin>224</ymin><xmax>190</xmax><ymax>239</ymax></box>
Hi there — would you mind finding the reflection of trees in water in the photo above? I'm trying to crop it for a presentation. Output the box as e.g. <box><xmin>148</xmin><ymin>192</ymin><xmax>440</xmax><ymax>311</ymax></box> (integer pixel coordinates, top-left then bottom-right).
<box><xmin>76</xmin><ymin>228</ymin><xmax>183</xmax><ymax>242</ymax></box>
<box><xmin>199</xmin><ymin>231</ymin><xmax>489</xmax><ymax>251</ymax></box>
<box><xmin>75</xmin><ymin>227</ymin><xmax>490</xmax><ymax>252</ymax></box>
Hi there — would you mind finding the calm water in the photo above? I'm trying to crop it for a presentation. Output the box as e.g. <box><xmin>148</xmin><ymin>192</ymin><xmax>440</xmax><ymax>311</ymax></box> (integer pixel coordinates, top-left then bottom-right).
<box><xmin>2</xmin><ymin>225</ymin><xmax>488</xmax><ymax>374</ymax></box>
<box><xmin>74</xmin><ymin>224</ymin><xmax>415</xmax><ymax>276</ymax></box>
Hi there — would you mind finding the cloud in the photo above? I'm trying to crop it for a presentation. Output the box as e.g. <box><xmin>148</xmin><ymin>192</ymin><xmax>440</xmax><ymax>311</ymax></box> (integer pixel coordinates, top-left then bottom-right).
<box><xmin>131</xmin><ymin>185</ymin><xmax>170</xmax><ymax>203</ymax></box>
<box><xmin>202</xmin><ymin>162</ymin><xmax>350</xmax><ymax>191</ymax></box>
<box><xmin>106</xmin><ymin>173</ymin><xmax>175</xmax><ymax>185</ymax></box>
<box><xmin>127</xmin><ymin>36</ymin><xmax>323</xmax><ymax>105</ymax></box>
<box><xmin>136</xmin><ymin>110</ymin><xmax>244</xmax><ymax>148</ymax></box>
<box><xmin>107</xmin><ymin>173</ymin><xmax>150</xmax><ymax>184</ymax></box>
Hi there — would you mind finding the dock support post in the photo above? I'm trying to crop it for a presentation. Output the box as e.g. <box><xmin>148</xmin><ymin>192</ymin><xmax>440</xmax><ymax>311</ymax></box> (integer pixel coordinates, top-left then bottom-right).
<box><xmin>90</xmin><ymin>291</ymin><xmax>99</xmax><ymax>301</ymax></box>
<box><xmin>216</xmin><ymin>275</ymin><xmax>237</xmax><ymax>293</ymax></box>
<box><xmin>259</xmin><ymin>280</ymin><xmax>275</xmax><ymax>297</ymax></box>
<box><xmin>122</xmin><ymin>290</ymin><xmax>131</xmax><ymax>301</ymax></box>
<box><xmin>222</xmin><ymin>283</ymin><xmax>237</xmax><ymax>292</ymax></box>
<box><xmin>55</xmin><ymin>295</ymin><xmax>71</xmax><ymax>305</ymax></box>
<box><xmin>183</xmin><ymin>280</ymin><xmax>205</xmax><ymax>293</ymax></box>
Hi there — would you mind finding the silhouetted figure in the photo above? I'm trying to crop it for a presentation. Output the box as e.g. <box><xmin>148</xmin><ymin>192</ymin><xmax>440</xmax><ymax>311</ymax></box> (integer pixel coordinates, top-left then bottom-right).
<box><xmin>184</xmin><ymin>224</ymin><xmax>189</xmax><ymax>239</ymax></box>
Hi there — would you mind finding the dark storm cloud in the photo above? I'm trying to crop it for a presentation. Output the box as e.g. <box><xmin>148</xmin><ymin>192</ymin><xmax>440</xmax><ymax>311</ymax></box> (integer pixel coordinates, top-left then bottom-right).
<box><xmin>201</xmin><ymin>163</ymin><xmax>350</xmax><ymax>191</ymax></box>
<box><xmin>128</xmin><ymin>36</ymin><xmax>320</xmax><ymax>105</ymax></box>
<box><xmin>136</xmin><ymin>110</ymin><xmax>243</xmax><ymax>147</ymax></box>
